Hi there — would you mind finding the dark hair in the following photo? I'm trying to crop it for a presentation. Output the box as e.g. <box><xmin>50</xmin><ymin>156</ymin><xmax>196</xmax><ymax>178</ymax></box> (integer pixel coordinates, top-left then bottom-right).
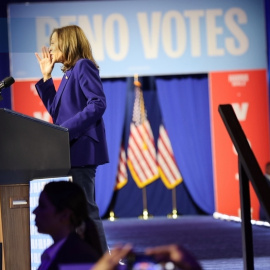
<box><xmin>43</xmin><ymin>181</ymin><xmax>103</xmax><ymax>257</ymax></box>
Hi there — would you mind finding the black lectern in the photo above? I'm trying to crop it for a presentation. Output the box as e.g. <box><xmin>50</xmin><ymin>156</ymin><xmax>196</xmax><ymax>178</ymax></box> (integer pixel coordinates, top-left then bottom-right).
<box><xmin>0</xmin><ymin>108</ymin><xmax>70</xmax><ymax>184</ymax></box>
<box><xmin>0</xmin><ymin>108</ymin><xmax>70</xmax><ymax>270</ymax></box>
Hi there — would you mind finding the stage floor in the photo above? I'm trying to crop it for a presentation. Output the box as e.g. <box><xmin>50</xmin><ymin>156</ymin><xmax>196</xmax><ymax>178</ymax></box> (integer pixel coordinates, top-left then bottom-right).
<box><xmin>103</xmin><ymin>215</ymin><xmax>270</xmax><ymax>270</ymax></box>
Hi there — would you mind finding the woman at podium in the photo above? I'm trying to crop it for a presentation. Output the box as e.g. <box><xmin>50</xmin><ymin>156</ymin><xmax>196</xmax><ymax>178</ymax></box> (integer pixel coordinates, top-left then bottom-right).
<box><xmin>34</xmin><ymin>25</ymin><xmax>109</xmax><ymax>254</ymax></box>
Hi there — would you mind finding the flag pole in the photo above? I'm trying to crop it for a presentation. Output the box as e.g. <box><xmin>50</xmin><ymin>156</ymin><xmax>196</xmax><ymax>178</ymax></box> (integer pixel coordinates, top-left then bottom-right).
<box><xmin>139</xmin><ymin>187</ymin><xmax>153</xmax><ymax>220</ymax></box>
<box><xmin>167</xmin><ymin>187</ymin><xmax>180</xmax><ymax>219</ymax></box>
<box><xmin>130</xmin><ymin>73</ymin><xmax>155</xmax><ymax>219</ymax></box>
<box><xmin>108</xmin><ymin>210</ymin><xmax>117</xmax><ymax>221</ymax></box>
<box><xmin>107</xmin><ymin>189</ymin><xmax>119</xmax><ymax>221</ymax></box>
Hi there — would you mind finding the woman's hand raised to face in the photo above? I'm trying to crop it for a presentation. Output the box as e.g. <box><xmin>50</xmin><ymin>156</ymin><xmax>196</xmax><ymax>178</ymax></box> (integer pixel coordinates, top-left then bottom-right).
<box><xmin>35</xmin><ymin>46</ymin><xmax>54</xmax><ymax>82</ymax></box>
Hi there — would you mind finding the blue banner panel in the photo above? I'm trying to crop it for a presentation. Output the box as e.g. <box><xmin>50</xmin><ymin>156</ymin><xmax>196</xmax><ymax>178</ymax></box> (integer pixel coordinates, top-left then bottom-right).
<box><xmin>8</xmin><ymin>0</ymin><xmax>266</xmax><ymax>78</ymax></box>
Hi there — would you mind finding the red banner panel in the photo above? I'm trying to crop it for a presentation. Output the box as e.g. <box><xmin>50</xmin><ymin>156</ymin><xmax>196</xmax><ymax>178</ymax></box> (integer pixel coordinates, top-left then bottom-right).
<box><xmin>12</xmin><ymin>79</ymin><xmax>61</xmax><ymax>122</ymax></box>
<box><xmin>210</xmin><ymin>69</ymin><xmax>270</xmax><ymax>220</ymax></box>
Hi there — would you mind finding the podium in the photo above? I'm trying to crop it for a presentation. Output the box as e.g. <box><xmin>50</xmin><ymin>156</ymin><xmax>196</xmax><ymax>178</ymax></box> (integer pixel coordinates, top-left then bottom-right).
<box><xmin>0</xmin><ymin>108</ymin><xmax>70</xmax><ymax>270</ymax></box>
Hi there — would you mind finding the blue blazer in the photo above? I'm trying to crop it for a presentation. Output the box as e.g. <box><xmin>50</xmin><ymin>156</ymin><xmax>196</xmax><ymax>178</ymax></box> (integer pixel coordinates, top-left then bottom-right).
<box><xmin>35</xmin><ymin>59</ymin><xmax>109</xmax><ymax>167</ymax></box>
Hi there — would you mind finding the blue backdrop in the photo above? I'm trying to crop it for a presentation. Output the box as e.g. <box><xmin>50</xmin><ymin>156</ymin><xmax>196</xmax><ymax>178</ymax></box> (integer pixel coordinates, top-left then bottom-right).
<box><xmin>96</xmin><ymin>75</ymin><xmax>213</xmax><ymax>217</ymax></box>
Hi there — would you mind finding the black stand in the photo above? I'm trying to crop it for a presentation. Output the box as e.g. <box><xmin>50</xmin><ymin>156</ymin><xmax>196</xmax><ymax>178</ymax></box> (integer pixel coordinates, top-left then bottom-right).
<box><xmin>239</xmin><ymin>162</ymin><xmax>254</xmax><ymax>270</ymax></box>
<box><xmin>218</xmin><ymin>104</ymin><xmax>270</xmax><ymax>270</ymax></box>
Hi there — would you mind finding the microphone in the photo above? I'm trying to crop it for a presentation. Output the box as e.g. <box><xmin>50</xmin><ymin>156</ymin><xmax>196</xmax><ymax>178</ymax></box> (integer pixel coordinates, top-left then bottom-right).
<box><xmin>0</xmin><ymin>76</ymin><xmax>15</xmax><ymax>91</ymax></box>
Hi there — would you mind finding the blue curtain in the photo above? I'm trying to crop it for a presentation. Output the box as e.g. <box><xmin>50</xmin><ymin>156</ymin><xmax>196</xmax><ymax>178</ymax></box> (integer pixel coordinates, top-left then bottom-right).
<box><xmin>95</xmin><ymin>78</ymin><xmax>127</xmax><ymax>217</ymax></box>
<box><xmin>112</xmin><ymin>77</ymin><xmax>206</xmax><ymax>218</ymax></box>
<box><xmin>155</xmin><ymin>75</ymin><xmax>215</xmax><ymax>214</ymax></box>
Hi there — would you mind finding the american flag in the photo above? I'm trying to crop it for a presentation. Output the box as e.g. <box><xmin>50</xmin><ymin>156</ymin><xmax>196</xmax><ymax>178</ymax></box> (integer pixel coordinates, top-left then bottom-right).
<box><xmin>115</xmin><ymin>143</ymin><xmax>128</xmax><ymax>190</ymax></box>
<box><xmin>157</xmin><ymin>124</ymin><xmax>183</xmax><ymax>189</ymax></box>
<box><xmin>127</xmin><ymin>80</ymin><xmax>159</xmax><ymax>188</ymax></box>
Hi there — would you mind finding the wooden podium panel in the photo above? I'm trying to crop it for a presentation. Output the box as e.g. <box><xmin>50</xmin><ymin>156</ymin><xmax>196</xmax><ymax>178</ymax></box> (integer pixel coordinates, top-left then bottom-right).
<box><xmin>0</xmin><ymin>184</ymin><xmax>30</xmax><ymax>270</ymax></box>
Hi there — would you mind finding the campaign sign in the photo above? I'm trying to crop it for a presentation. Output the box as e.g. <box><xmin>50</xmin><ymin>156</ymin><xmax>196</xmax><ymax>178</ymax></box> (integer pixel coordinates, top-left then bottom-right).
<box><xmin>8</xmin><ymin>0</ymin><xmax>267</xmax><ymax>78</ymax></box>
<box><xmin>210</xmin><ymin>69</ymin><xmax>270</xmax><ymax>219</ymax></box>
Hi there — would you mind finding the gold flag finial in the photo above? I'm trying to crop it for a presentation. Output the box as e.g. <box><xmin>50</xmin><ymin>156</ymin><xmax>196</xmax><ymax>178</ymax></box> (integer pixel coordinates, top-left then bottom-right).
<box><xmin>134</xmin><ymin>74</ymin><xmax>141</xmax><ymax>87</ymax></box>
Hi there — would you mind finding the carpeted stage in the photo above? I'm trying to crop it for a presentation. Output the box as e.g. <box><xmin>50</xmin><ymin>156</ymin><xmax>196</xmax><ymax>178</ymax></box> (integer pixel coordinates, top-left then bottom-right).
<box><xmin>103</xmin><ymin>215</ymin><xmax>270</xmax><ymax>269</ymax></box>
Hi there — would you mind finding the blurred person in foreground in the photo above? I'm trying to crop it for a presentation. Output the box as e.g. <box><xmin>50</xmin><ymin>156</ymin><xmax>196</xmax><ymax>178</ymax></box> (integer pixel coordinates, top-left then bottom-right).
<box><xmin>92</xmin><ymin>244</ymin><xmax>202</xmax><ymax>270</ymax></box>
<box><xmin>33</xmin><ymin>181</ymin><xmax>103</xmax><ymax>270</ymax></box>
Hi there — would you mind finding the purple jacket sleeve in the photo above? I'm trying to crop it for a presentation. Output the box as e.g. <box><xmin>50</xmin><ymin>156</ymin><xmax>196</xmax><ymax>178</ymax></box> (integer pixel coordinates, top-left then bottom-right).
<box><xmin>59</xmin><ymin>59</ymin><xmax>106</xmax><ymax>141</ymax></box>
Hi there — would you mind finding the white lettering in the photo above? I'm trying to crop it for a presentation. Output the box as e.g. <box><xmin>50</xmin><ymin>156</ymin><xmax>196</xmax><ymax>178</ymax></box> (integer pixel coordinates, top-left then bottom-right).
<box><xmin>225</xmin><ymin>8</ymin><xmax>248</xmax><ymax>55</ymax></box>
<box><xmin>232</xmin><ymin>102</ymin><xmax>249</xmax><ymax>121</ymax></box>
<box><xmin>105</xmin><ymin>14</ymin><xmax>129</xmax><ymax>61</ymax></box>
<box><xmin>206</xmin><ymin>9</ymin><xmax>224</xmax><ymax>56</ymax></box>
<box><xmin>228</xmin><ymin>73</ymin><xmax>249</xmax><ymax>87</ymax></box>
<box><xmin>78</xmin><ymin>15</ymin><xmax>104</xmax><ymax>61</ymax></box>
<box><xmin>35</xmin><ymin>9</ymin><xmax>250</xmax><ymax>65</ymax></box>
<box><xmin>184</xmin><ymin>10</ymin><xmax>204</xmax><ymax>57</ymax></box>
<box><xmin>30</xmin><ymin>182</ymin><xmax>46</xmax><ymax>194</ymax></box>
<box><xmin>162</xmin><ymin>11</ymin><xmax>186</xmax><ymax>58</ymax></box>
<box><xmin>30</xmin><ymin>224</ymin><xmax>38</xmax><ymax>235</ymax></box>
<box><xmin>30</xmin><ymin>83</ymin><xmax>38</xmax><ymax>96</ymax></box>
<box><xmin>137</xmin><ymin>12</ymin><xmax>161</xmax><ymax>59</ymax></box>
<box><xmin>36</xmin><ymin>17</ymin><xmax>59</xmax><ymax>49</ymax></box>
<box><xmin>31</xmin><ymin>252</ymin><xmax>41</xmax><ymax>264</ymax></box>
<box><xmin>31</xmin><ymin>238</ymin><xmax>52</xmax><ymax>250</ymax></box>
<box><xmin>33</xmin><ymin>111</ymin><xmax>51</xmax><ymax>122</ymax></box>
<box><xmin>30</xmin><ymin>196</ymin><xmax>39</xmax><ymax>208</ymax></box>
<box><xmin>59</xmin><ymin>16</ymin><xmax>76</xmax><ymax>26</ymax></box>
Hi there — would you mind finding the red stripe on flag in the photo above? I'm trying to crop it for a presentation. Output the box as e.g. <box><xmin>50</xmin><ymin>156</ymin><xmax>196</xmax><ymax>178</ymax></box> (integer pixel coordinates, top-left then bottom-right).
<box><xmin>128</xmin><ymin>128</ymin><xmax>156</xmax><ymax>181</ymax></box>
<box><xmin>127</xmin><ymin>142</ymin><xmax>148</xmax><ymax>181</ymax></box>
<box><xmin>158</xmin><ymin>145</ymin><xmax>177</xmax><ymax>181</ymax></box>
<box><xmin>127</xmin><ymin>123</ymin><xmax>159</xmax><ymax>188</ymax></box>
<box><xmin>158</xmin><ymin>131</ymin><xmax>179</xmax><ymax>180</ymax></box>
<box><xmin>115</xmin><ymin>144</ymin><xmax>128</xmax><ymax>190</ymax></box>
<box><xmin>157</xmin><ymin>124</ymin><xmax>182</xmax><ymax>189</ymax></box>
<box><xmin>130</xmin><ymin>124</ymin><xmax>157</xmax><ymax>177</ymax></box>
<box><xmin>141</xmin><ymin>121</ymin><xmax>157</xmax><ymax>161</ymax></box>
